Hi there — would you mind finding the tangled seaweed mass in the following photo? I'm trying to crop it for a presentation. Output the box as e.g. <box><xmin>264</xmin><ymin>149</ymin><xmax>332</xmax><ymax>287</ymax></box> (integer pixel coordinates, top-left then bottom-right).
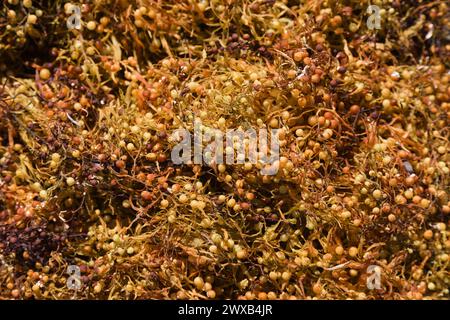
<box><xmin>0</xmin><ymin>0</ymin><xmax>449</xmax><ymax>300</ymax></box>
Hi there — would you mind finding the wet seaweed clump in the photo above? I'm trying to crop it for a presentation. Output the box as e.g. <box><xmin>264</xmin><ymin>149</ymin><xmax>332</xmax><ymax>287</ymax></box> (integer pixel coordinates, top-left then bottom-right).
<box><xmin>0</xmin><ymin>0</ymin><xmax>449</xmax><ymax>300</ymax></box>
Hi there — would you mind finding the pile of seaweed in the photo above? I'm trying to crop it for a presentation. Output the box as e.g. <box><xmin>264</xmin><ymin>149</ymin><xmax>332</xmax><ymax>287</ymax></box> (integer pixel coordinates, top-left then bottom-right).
<box><xmin>0</xmin><ymin>0</ymin><xmax>448</xmax><ymax>299</ymax></box>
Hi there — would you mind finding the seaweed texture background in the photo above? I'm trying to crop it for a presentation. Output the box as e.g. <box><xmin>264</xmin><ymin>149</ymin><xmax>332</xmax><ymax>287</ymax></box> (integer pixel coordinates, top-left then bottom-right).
<box><xmin>0</xmin><ymin>0</ymin><xmax>448</xmax><ymax>299</ymax></box>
